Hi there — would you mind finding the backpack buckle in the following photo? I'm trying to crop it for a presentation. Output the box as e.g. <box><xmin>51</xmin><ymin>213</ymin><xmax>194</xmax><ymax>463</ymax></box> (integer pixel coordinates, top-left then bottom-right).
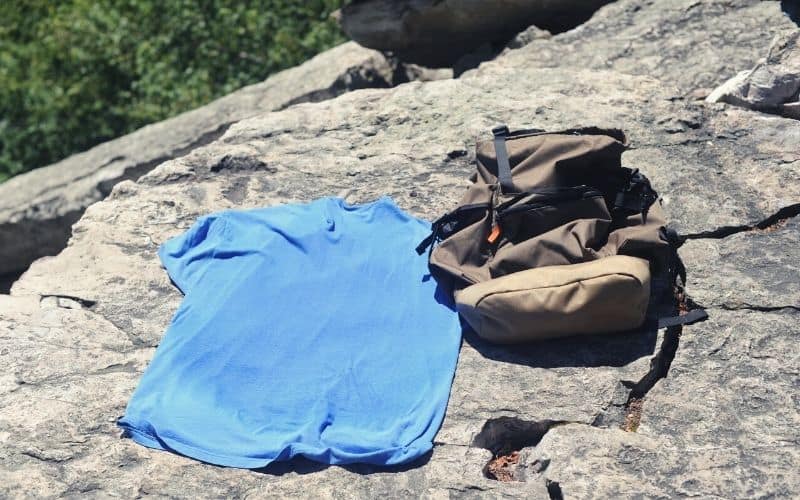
<box><xmin>492</xmin><ymin>125</ymin><xmax>510</xmax><ymax>137</ymax></box>
<box><xmin>614</xmin><ymin>169</ymin><xmax>658</xmax><ymax>214</ymax></box>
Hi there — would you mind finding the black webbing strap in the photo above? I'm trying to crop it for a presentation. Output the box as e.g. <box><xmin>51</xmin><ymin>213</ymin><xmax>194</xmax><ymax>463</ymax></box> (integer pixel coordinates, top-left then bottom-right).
<box><xmin>658</xmin><ymin>308</ymin><xmax>708</xmax><ymax>328</ymax></box>
<box><xmin>416</xmin><ymin>217</ymin><xmax>444</xmax><ymax>256</ymax></box>
<box><xmin>415</xmin><ymin>232</ymin><xmax>435</xmax><ymax>255</ymax></box>
<box><xmin>657</xmin><ymin>225</ymin><xmax>707</xmax><ymax>328</ymax></box>
<box><xmin>492</xmin><ymin>125</ymin><xmax>514</xmax><ymax>194</ymax></box>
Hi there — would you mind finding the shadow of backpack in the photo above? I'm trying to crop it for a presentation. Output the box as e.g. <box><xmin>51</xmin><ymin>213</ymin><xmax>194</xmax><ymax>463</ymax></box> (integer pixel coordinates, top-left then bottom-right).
<box><xmin>417</xmin><ymin>125</ymin><xmax>707</xmax><ymax>343</ymax></box>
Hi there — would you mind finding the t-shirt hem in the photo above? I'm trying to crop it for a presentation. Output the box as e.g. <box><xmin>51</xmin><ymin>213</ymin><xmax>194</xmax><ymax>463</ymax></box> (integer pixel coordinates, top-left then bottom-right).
<box><xmin>120</xmin><ymin>423</ymin><xmax>275</xmax><ymax>469</ymax></box>
<box><xmin>119</xmin><ymin>421</ymin><xmax>427</xmax><ymax>469</ymax></box>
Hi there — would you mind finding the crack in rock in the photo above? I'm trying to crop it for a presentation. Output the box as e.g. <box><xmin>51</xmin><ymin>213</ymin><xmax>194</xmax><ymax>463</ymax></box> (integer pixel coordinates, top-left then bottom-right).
<box><xmin>615</xmin><ymin>268</ymin><xmax>715</xmax><ymax>430</ymax></box>
<box><xmin>276</xmin><ymin>62</ymin><xmax>394</xmax><ymax>110</ymax></box>
<box><xmin>625</xmin><ymin>325</ymin><xmax>683</xmax><ymax>400</ymax></box>
<box><xmin>546</xmin><ymin>479</ymin><xmax>564</xmax><ymax>500</ymax></box>
<box><xmin>472</xmin><ymin>417</ymin><xmax>575</xmax><ymax>482</ymax></box>
<box><xmin>39</xmin><ymin>294</ymin><xmax>97</xmax><ymax>310</ymax></box>
<box><xmin>444</xmin><ymin>485</ymin><xmax>489</xmax><ymax>494</ymax></box>
<box><xmin>472</xmin><ymin>417</ymin><xmax>565</xmax><ymax>457</ymax></box>
<box><xmin>592</xmin><ymin>325</ymin><xmax>686</xmax><ymax>433</ymax></box>
<box><xmin>682</xmin><ymin>202</ymin><xmax>800</xmax><ymax>240</ymax></box>
<box><xmin>14</xmin><ymin>361</ymin><xmax>139</xmax><ymax>389</ymax></box>
<box><xmin>621</xmin><ymin>396</ymin><xmax>644</xmax><ymax>433</ymax></box>
<box><xmin>715</xmin><ymin>303</ymin><xmax>800</xmax><ymax>313</ymax></box>
<box><xmin>611</xmin><ymin>323</ymin><xmax>686</xmax><ymax>433</ymax></box>
<box><xmin>598</xmin><ymin>280</ymin><xmax>703</xmax><ymax>431</ymax></box>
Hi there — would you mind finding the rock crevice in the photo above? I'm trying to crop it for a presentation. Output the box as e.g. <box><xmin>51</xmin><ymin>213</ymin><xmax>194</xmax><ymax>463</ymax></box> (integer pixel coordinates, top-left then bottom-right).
<box><xmin>682</xmin><ymin>202</ymin><xmax>800</xmax><ymax>240</ymax></box>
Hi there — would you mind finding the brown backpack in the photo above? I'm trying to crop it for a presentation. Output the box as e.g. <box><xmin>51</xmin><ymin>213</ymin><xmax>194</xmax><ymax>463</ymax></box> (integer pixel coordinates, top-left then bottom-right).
<box><xmin>417</xmin><ymin>125</ymin><xmax>705</xmax><ymax>343</ymax></box>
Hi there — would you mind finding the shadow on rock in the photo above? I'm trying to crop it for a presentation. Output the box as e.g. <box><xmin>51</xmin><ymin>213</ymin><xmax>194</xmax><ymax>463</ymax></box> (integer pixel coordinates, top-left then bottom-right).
<box><xmin>254</xmin><ymin>451</ymin><xmax>433</xmax><ymax>477</ymax></box>
<box><xmin>783</xmin><ymin>0</ymin><xmax>800</xmax><ymax>25</ymax></box>
<box><xmin>0</xmin><ymin>270</ymin><xmax>22</xmax><ymax>294</ymax></box>
<box><xmin>462</xmin><ymin>319</ymin><xmax>659</xmax><ymax>369</ymax></box>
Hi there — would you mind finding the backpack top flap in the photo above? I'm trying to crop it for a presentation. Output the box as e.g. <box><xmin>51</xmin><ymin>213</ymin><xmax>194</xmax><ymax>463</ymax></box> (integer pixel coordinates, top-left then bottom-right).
<box><xmin>473</xmin><ymin>126</ymin><xmax>629</xmax><ymax>192</ymax></box>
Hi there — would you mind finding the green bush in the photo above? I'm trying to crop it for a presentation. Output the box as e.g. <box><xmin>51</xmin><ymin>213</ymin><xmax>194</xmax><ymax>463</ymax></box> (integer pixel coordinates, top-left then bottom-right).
<box><xmin>0</xmin><ymin>0</ymin><xmax>347</xmax><ymax>182</ymax></box>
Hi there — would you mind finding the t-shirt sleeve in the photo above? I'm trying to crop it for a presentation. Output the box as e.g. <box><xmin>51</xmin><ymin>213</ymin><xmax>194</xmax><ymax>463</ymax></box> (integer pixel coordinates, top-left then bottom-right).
<box><xmin>158</xmin><ymin>214</ymin><xmax>229</xmax><ymax>294</ymax></box>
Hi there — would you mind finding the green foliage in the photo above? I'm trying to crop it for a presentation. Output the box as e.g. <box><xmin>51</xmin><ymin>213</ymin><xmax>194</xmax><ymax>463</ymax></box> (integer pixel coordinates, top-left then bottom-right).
<box><xmin>0</xmin><ymin>0</ymin><xmax>347</xmax><ymax>182</ymax></box>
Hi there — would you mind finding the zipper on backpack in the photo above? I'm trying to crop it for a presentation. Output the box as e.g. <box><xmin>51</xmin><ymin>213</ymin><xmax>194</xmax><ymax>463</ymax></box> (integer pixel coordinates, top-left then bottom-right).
<box><xmin>416</xmin><ymin>202</ymin><xmax>491</xmax><ymax>255</ymax></box>
<box><xmin>496</xmin><ymin>186</ymin><xmax>603</xmax><ymax>219</ymax></box>
<box><xmin>499</xmin><ymin>127</ymin><xmax>586</xmax><ymax>141</ymax></box>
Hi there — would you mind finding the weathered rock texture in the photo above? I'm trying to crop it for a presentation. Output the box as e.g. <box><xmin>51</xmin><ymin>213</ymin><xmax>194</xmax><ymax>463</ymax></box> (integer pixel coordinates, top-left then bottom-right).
<box><xmin>339</xmin><ymin>0</ymin><xmax>613</xmax><ymax>66</ymax></box>
<box><xmin>681</xmin><ymin>215</ymin><xmax>800</xmax><ymax>310</ymax></box>
<box><xmin>469</xmin><ymin>0</ymin><xmax>797</xmax><ymax>93</ymax></box>
<box><xmin>707</xmin><ymin>30</ymin><xmax>800</xmax><ymax>119</ymax></box>
<box><xmin>1</xmin><ymin>0</ymin><xmax>799</xmax><ymax>497</ymax></box>
<box><xmin>0</xmin><ymin>42</ymin><xmax>430</xmax><ymax>281</ymax></box>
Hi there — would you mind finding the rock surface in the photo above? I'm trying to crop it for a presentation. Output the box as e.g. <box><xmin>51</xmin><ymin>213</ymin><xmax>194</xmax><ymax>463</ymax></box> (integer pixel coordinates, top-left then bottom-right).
<box><xmin>338</xmin><ymin>0</ymin><xmax>613</xmax><ymax>66</ymax></box>
<box><xmin>471</xmin><ymin>0</ymin><xmax>797</xmax><ymax>93</ymax></box>
<box><xmin>0</xmin><ymin>42</ymin><xmax>410</xmax><ymax>279</ymax></box>
<box><xmin>707</xmin><ymin>30</ymin><xmax>800</xmax><ymax>119</ymax></box>
<box><xmin>681</xmin><ymin>215</ymin><xmax>800</xmax><ymax>310</ymax></box>
<box><xmin>526</xmin><ymin>309</ymin><xmax>800</xmax><ymax>498</ymax></box>
<box><xmin>1</xmin><ymin>0</ymin><xmax>799</xmax><ymax>497</ymax></box>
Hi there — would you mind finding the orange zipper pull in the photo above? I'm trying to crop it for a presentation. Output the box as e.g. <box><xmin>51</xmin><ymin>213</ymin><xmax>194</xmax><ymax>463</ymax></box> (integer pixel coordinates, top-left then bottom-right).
<box><xmin>487</xmin><ymin>223</ymin><xmax>501</xmax><ymax>243</ymax></box>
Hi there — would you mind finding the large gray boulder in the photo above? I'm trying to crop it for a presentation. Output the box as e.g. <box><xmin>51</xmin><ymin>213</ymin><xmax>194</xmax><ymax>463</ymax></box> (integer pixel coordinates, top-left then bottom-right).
<box><xmin>0</xmin><ymin>42</ymin><xmax>406</xmax><ymax>282</ymax></box>
<box><xmin>1</xmin><ymin>0</ymin><xmax>799</xmax><ymax>497</ymax></box>
<box><xmin>0</xmin><ymin>66</ymin><xmax>680</xmax><ymax>497</ymax></box>
<box><xmin>338</xmin><ymin>0</ymin><xmax>614</xmax><ymax>66</ymax></box>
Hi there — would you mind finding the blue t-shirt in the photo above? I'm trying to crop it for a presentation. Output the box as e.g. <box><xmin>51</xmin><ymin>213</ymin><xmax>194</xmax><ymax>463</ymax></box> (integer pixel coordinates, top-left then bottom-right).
<box><xmin>118</xmin><ymin>197</ymin><xmax>461</xmax><ymax>468</ymax></box>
